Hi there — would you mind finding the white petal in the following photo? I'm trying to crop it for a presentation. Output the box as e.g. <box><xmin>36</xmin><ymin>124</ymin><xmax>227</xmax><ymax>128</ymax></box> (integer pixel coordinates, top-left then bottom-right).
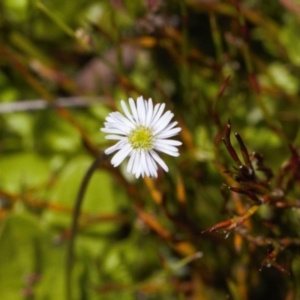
<box><xmin>156</xmin><ymin>127</ymin><xmax>181</xmax><ymax>139</ymax></box>
<box><xmin>154</xmin><ymin>143</ymin><xmax>179</xmax><ymax>153</ymax></box>
<box><xmin>105</xmin><ymin>135</ymin><xmax>124</xmax><ymax>140</ymax></box>
<box><xmin>152</xmin><ymin>111</ymin><xmax>174</xmax><ymax>134</ymax></box>
<box><xmin>154</xmin><ymin>145</ymin><xmax>180</xmax><ymax>156</ymax></box>
<box><xmin>140</xmin><ymin>151</ymin><xmax>150</xmax><ymax>177</ymax></box>
<box><xmin>106</xmin><ymin>115</ymin><xmax>119</xmax><ymax>124</ymax></box>
<box><xmin>150</xmin><ymin>150</ymin><xmax>169</xmax><ymax>172</ymax></box>
<box><xmin>163</xmin><ymin>121</ymin><xmax>179</xmax><ymax>132</ymax></box>
<box><xmin>127</xmin><ymin>150</ymin><xmax>137</xmax><ymax>173</ymax></box>
<box><xmin>135</xmin><ymin>168</ymin><xmax>142</xmax><ymax>179</ymax></box>
<box><xmin>105</xmin><ymin>144</ymin><xmax>119</xmax><ymax>155</ymax></box>
<box><xmin>111</xmin><ymin>144</ymin><xmax>132</xmax><ymax>167</ymax></box>
<box><xmin>145</xmin><ymin>98</ymin><xmax>154</xmax><ymax>126</ymax></box>
<box><xmin>103</xmin><ymin>123</ymin><xmax>128</xmax><ymax>131</ymax></box>
<box><xmin>108</xmin><ymin>113</ymin><xmax>134</xmax><ymax>131</ymax></box>
<box><xmin>101</xmin><ymin>128</ymin><xmax>127</xmax><ymax>135</ymax></box>
<box><xmin>151</xmin><ymin>103</ymin><xmax>165</xmax><ymax>125</ymax></box>
<box><xmin>155</xmin><ymin>139</ymin><xmax>182</xmax><ymax>146</ymax></box>
<box><xmin>132</xmin><ymin>151</ymin><xmax>141</xmax><ymax>175</ymax></box>
<box><xmin>151</xmin><ymin>103</ymin><xmax>160</xmax><ymax>123</ymax></box>
<box><xmin>121</xmin><ymin>100</ymin><xmax>136</xmax><ymax>124</ymax></box>
<box><xmin>103</xmin><ymin>118</ymin><xmax>131</xmax><ymax>132</ymax></box>
<box><xmin>129</xmin><ymin>98</ymin><xmax>140</xmax><ymax>124</ymax></box>
<box><xmin>137</xmin><ymin>96</ymin><xmax>146</xmax><ymax>125</ymax></box>
<box><xmin>134</xmin><ymin>153</ymin><xmax>143</xmax><ymax>178</ymax></box>
<box><xmin>113</xmin><ymin>112</ymin><xmax>135</xmax><ymax>128</ymax></box>
<box><xmin>104</xmin><ymin>139</ymin><xmax>126</xmax><ymax>155</ymax></box>
<box><xmin>145</xmin><ymin>154</ymin><xmax>158</xmax><ymax>177</ymax></box>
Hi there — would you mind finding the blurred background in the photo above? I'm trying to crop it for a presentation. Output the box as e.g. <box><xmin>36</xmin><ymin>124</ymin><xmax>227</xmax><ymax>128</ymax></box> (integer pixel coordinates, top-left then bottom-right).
<box><xmin>1</xmin><ymin>0</ymin><xmax>300</xmax><ymax>299</ymax></box>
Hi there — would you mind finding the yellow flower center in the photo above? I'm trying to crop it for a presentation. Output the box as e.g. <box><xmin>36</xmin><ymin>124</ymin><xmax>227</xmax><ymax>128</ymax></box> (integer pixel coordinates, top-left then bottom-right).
<box><xmin>128</xmin><ymin>126</ymin><xmax>154</xmax><ymax>150</ymax></box>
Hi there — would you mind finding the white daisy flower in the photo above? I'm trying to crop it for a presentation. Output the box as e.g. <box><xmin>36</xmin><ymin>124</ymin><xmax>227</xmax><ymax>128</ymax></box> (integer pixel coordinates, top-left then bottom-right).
<box><xmin>101</xmin><ymin>96</ymin><xmax>182</xmax><ymax>178</ymax></box>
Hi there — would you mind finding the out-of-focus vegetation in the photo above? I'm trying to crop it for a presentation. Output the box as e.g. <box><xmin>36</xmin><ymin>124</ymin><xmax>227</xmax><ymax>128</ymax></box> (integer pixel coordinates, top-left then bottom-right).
<box><xmin>1</xmin><ymin>0</ymin><xmax>300</xmax><ymax>299</ymax></box>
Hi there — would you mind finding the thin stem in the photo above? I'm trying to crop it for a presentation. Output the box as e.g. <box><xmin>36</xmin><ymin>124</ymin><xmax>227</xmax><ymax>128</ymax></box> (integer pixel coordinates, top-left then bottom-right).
<box><xmin>209</xmin><ymin>12</ymin><xmax>223</xmax><ymax>65</ymax></box>
<box><xmin>66</xmin><ymin>153</ymin><xmax>107</xmax><ymax>300</ymax></box>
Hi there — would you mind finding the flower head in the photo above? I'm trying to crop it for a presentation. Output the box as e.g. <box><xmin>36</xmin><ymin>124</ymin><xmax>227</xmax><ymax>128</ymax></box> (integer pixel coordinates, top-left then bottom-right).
<box><xmin>101</xmin><ymin>96</ymin><xmax>182</xmax><ymax>178</ymax></box>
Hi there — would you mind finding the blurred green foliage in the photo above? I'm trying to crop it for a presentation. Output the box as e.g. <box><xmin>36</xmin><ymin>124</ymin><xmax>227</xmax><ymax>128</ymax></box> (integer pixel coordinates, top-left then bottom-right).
<box><xmin>1</xmin><ymin>0</ymin><xmax>300</xmax><ymax>299</ymax></box>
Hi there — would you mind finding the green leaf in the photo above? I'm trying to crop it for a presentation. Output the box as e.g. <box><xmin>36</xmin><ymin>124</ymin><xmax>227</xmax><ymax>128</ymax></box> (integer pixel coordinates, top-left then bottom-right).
<box><xmin>0</xmin><ymin>152</ymin><xmax>49</xmax><ymax>193</ymax></box>
<box><xmin>0</xmin><ymin>213</ymin><xmax>48</xmax><ymax>300</ymax></box>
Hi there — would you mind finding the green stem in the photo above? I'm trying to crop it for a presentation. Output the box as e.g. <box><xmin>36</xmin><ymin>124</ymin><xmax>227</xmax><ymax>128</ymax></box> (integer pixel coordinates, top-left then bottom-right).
<box><xmin>66</xmin><ymin>154</ymin><xmax>107</xmax><ymax>300</ymax></box>
<box><xmin>37</xmin><ymin>2</ymin><xmax>75</xmax><ymax>38</ymax></box>
<box><xmin>209</xmin><ymin>12</ymin><xmax>223</xmax><ymax>65</ymax></box>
